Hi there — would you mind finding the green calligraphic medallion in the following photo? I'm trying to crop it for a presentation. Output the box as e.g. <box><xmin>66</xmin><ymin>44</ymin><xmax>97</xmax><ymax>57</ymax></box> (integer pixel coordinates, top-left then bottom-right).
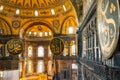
<box><xmin>50</xmin><ymin>38</ymin><xmax>64</xmax><ymax>55</ymax></box>
<box><xmin>7</xmin><ymin>39</ymin><xmax>24</xmax><ymax>55</ymax></box>
<box><xmin>97</xmin><ymin>0</ymin><xmax>119</xmax><ymax>59</ymax></box>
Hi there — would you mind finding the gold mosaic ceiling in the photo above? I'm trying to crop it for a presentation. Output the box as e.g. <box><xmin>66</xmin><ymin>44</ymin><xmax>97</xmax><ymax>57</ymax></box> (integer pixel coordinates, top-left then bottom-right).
<box><xmin>0</xmin><ymin>0</ymin><xmax>73</xmax><ymax>18</ymax></box>
<box><xmin>0</xmin><ymin>0</ymin><xmax>78</xmax><ymax>37</ymax></box>
<box><xmin>0</xmin><ymin>0</ymin><xmax>65</xmax><ymax>9</ymax></box>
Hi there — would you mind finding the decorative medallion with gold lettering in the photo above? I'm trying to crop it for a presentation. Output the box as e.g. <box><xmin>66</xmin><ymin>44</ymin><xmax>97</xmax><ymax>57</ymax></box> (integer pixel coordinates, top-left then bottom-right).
<box><xmin>7</xmin><ymin>39</ymin><xmax>24</xmax><ymax>55</ymax></box>
<box><xmin>97</xmin><ymin>0</ymin><xmax>119</xmax><ymax>59</ymax></box>
<box><xmin>50</xmin><ymin>38</ymin><xmax>64</xmax><ymax>55</ymax></box>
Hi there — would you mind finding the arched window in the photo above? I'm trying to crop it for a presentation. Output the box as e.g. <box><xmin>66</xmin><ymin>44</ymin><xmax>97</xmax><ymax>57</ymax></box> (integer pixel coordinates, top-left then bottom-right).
<box><xmin>71</xmin><ymin>44</ymin><xmax>76</xmax><ymax>55</ymax></box>
<box><xmin>70</xmin><ymin>41</ymin><xmax>76</xmax><ymax>56</ymax></box>
<box><xmin>72</xmin><ymin>63</ymin><xmax>78</xmax><ymax>69</ymax></box>
<box><xmin>71</xmin><ymin>63</ymin><xmax>78</xmax><ymax>80</ymax></box>
<box><xmin>63</xmin><ymin>41</ymin><xmax>69</xmax><ymax>56</ymax></box>
<box><xmin>37</xmin><ymin>60</ymin><xmax>44</xmax><ymax>73</ymax></box>
<box><xmin>27</xmin><ymin>60</ymin><xmax>33</xmax><ymax>74</ymax></box>
<box><xmin>68</xmin><ymin>26</ymin><xmax>73</xmax><ymax>34</ymax></box>
<box><xmin>38</xmin><ymin>46</ymin><xmax>44</xmax><ymax>57</ymax></box>
<box><xmin>28</xmin><ymin>46</ymin><xmax>33</xmax><ymax>57</ymax></box>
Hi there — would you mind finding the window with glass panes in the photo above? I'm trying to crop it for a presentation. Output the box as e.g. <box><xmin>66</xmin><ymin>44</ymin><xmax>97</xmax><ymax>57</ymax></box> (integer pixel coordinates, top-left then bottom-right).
<box><xmin>82</xmin><ymin>15</ymin><xmax>101</xmax><ymax>62</ymax></box>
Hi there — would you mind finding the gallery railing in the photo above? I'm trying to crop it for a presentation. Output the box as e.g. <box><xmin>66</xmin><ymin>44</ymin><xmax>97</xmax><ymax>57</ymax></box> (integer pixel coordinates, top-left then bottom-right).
<box><xmin>78</xmin><ymin>58</ymin><xmax>120</xmax><ymax>80</ymax></box>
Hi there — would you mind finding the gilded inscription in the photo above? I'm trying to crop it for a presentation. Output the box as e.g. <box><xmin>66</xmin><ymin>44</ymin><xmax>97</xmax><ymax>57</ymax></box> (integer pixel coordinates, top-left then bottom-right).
<box><xmin>50</xmin><ymin>38</ymin><xmax>64</xmax><ymax>55</ymax></box>
<box><xmin>97</xmin><ymin>0</ymin><xmax>119</xmax><ymax>59</ymax></box>
<box><xmin>7</xmin><ymin>39</ymin><xmax>24</xmax><ymax>55</ymax></box>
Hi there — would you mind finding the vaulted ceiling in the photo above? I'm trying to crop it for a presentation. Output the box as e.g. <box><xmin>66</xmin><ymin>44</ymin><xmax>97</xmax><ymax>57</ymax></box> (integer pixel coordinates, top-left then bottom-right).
<box><xmin>1</xmin><ymin>0</ymin><xmax>64</xmax><ymax>8</ymax></box>
<box><xmin>0</xmin><ymin>0</ymin><xmax>78</xmax><ymax>18</ymax></box>
<box><xmin>0</xmin><ymin>0</ymin><xmax>83</xmax><ymax>39</ymax></box>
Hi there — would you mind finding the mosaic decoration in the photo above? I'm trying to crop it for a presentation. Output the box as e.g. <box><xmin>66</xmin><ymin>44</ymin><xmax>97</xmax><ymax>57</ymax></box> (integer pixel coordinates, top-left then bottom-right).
<box><xmin>0</xmin><ymin>0</ymin><xmax>73</xmax><ymax>18</ymax></box>
<box><xmin>12</xmin><ymin>20</ymin><xmax>20</xmax><ymax>28</ymax></box>
<box><xmin>53</xmin><ymin>20</ymin><xmax>60</xmax><ymax>29</ymax></box>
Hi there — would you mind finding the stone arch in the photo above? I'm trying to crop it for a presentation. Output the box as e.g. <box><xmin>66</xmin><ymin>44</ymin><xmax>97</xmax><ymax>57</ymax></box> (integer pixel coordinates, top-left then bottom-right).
<box><xmin>61</xmin><ymin>16</ymin><xmax>78</xmax><ymax>34</ymax></box>
<box><xmin>19</xmin><ymin>19</ymin><xmax>54</xmax><ymax>38</ymax></box>
<box><xmin>0</xmin><ymin>18</ymin><xmax>12</xmax><ymax>35</ymax></box>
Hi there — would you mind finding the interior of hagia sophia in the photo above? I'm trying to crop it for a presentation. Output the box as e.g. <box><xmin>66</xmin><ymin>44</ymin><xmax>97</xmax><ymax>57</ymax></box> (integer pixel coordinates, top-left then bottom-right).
<box><xmin>0</xmin><ymin>0</ymin><xmax>82</xmax><ymax>80</ymax></box>
<box><xmin>1</xmin><ymin>0</ymin><xmax>120</xmax><ymax>80</ymax></box>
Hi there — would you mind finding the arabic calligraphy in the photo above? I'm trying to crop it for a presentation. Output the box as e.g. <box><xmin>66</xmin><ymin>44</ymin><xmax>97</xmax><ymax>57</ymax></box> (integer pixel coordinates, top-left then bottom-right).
<box><xmin>7</xmin><ymin>39</ymin><xmax>24</xmax><ymax>55</ymax></box>
<box><xmin>97</xmin><ymin>0</ymin><xmax>119</xmax><ymax>59</ymax></box>
<box><xmin>50</xmin><ymin>38</ymin><xmax>64</xmax><ymax>55</ymax></box>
